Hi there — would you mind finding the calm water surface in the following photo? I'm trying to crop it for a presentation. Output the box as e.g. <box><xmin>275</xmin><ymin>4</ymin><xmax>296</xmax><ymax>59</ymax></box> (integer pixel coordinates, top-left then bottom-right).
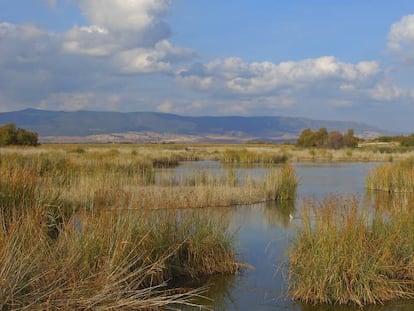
<box><xmin>169</xmin><ymin>162</ymin><xmax>413</xmax><ymax>311</ymax></box>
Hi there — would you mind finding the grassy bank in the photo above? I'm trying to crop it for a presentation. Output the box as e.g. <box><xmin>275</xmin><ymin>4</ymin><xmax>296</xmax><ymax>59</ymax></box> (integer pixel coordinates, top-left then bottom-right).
<box><xmin>288</xmin><ymin>195</ymin><xmax>414</xmax><ymax>306</ymax></box>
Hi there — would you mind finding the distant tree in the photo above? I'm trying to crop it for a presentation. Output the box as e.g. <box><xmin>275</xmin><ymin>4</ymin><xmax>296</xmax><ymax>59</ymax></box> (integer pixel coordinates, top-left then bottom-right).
<box><xmin>296</xmin><ymin>128</ymin><xmax>315</xmax><ymax>147</ymax></box>
<box><xmin>401</xmin><ymin>134</ymin><xmax>414</xmax><ymax>147</ymax></box>
<box><xmin>0</xmin><ymin>123</ymin><xmax>38</xmax><ymax>146</ymax></box>
<box><xmin>343</xmin><ymin>129</ymin><xmax>359</xmax><ymax>148</ymax></box>
<box><xmin>297</xmin><ymin>127</ymin><xmax>358</xmax><ymax>149</ymax></box>
<box><xmin>296</xmin><ymin>127</ymin><xmax>328</xmax><ymax>148</ymax></box>
<box><xmin>0</xmin><ymin>123</ymin><xmax>17</xmax><ymax>145</ymax></box>
<box><xmin>16</xmin><ymin>128</ymin><xmax>38</xmax><ymax>146</ymax></box>
<box><xmin>326</xmin><ymin>131</ymin><xmax>344</xmax><ymax>149</ymax></box>
<box><xmin>314</xmin><ymin>128</ymin><xmax>328</xmax><ymax>148</ymax></box>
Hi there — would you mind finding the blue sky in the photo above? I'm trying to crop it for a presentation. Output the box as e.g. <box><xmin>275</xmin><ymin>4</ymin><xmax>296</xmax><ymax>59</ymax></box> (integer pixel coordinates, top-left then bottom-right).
<box><xmin>1</xmin><ymin>1</ymin><xmax>414</xmax><ymax>131</ymax></box>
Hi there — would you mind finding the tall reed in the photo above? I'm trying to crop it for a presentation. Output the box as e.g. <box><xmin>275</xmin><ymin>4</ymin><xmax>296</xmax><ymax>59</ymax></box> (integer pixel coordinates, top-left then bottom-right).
<box><xmin>0</xmin><ymin>149</ymin><xmax>241</xmax><ymax>309</ymax></box>
<box><xmin>220</xmin><ymin>148</ymin><xmax>288</xmax><ymax>164</ymax></box>
<box><xmin>0</xmin><ymin>205</ymin><xmax>238</xmax><ymax>309</ymax></box>
<box><xmin>366</xmin><ymin>158</ymin><xmax>414</xmax><ymax>193</ymax></box>
<box><xmin>288</xmin><ymin>195</ymin><xmax>414</xmax><ymax>306</ymax></box>
<box><xmin>265</xmin><ymin>164</ymin><xmax>297</xmax><ymax>201</ymax></box>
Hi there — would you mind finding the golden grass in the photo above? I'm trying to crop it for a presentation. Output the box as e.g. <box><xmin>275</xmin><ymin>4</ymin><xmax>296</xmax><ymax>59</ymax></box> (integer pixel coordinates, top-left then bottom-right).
<box><xmin>0</xmin><ymin>147</ymin><xmax>248</xmax><ymax>309</ymax></box>
<box><xmin>366</xmin><ymin>158</ymin><xmax>414</xmax><ymax>193</ymax></box>
<box><xmin>3</xmin><ymin>142</ymin><xmax>414</xmax><ymax>164</ymax></box>
<box><xmin>288</xmin><ymin>195</ymin><xmax>414</xmax><ymax>306</ymax></box>
<box><xmin>0</xmin><ymin>149</ymin><xmax>297</xmax><ymax>211</ymax></box>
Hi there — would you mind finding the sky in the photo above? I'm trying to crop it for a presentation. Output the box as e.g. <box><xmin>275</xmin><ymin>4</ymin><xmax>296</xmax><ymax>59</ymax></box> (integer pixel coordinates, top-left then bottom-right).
<box><xmin>1</xmin><ymin>1</ymin><xmax>414</xmax><ymax>132</ymax></box>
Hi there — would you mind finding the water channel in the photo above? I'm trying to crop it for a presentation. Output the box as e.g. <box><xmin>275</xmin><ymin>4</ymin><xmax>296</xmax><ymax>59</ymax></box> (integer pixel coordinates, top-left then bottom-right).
<box><xmin>166</xmin><ymin>162</ymin><xmax>414</xmax><ymax>310</ymax></box>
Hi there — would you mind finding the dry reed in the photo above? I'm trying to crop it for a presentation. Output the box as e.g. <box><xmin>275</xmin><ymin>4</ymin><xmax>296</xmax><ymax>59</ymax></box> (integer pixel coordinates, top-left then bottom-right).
<box><xmin>288</xmin><ymin>195</ymin><xmax>414</xmax><ymax>306</ymax></box>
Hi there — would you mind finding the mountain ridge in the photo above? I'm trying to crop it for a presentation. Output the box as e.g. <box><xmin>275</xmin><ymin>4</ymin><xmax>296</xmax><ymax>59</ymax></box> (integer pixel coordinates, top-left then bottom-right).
<box><xmin>0</xmin><ymin>109</ymin><xmax>387</xmax><ymax>143</ymax></box>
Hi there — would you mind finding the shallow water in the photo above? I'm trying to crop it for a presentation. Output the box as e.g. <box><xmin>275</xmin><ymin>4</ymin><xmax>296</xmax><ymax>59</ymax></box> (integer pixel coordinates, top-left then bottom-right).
<box><xmin>167</xmin><ymin>162</ymin><xmax>414</xmax><ymax>310</ymax></box>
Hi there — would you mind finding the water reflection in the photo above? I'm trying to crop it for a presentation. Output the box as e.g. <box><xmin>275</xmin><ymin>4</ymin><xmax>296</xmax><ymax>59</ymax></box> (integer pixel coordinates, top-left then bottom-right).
<box><xmin>366</xmin><ymin>190</ymin><xmax>414</xmax><ymax>212</ymax></box>
<box><xmin>181</xmin><ymin>274</ymin><xmax>239</xmax><ymax>310</ymax></box>
<box><xmin>264</xmin><ymin>200</ymin><xmax>296</xmax><ymax>229</ymax></box>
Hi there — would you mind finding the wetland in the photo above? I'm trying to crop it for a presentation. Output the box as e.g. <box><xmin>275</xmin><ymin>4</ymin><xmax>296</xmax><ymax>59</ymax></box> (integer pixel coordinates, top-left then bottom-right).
<box><xmin>1</xmin><ymin>144</ymin><xmax>414</xmax><ymax>310</ymax></box>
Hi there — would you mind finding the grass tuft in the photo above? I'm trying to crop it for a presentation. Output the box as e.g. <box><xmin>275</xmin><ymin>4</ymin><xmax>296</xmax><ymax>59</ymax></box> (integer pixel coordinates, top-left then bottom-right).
<box><xmin>288</xmin><ymin>195</ymin><xmax>414</xmax><ymax>306</ymax></box>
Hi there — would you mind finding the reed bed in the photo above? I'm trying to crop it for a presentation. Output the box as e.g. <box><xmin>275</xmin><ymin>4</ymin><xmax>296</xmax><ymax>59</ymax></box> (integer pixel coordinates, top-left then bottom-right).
<box><xmin>66</xmin><ymin>165</ymin><xmax>297</xmax><ymax>210</ymax></box>
<box><xmin>288</xmin><ymin>195</ymin><xmax>414</xmax><ymax>306</ymax></box>
<box><xmin>0</xmin><ymin>150</ymin><xmax>297</xmax><ymax>211</ymax></box>
<box><xmin>0</xmin><ymin>207</ymin><xmax>234</xmax><ymax>309</ymax></box>
<box><xmin>220</xmin><ymin>148</ymin><xmax>288</xmax><ymax>164</ymax></box>
<box><xmin>0</xmin><ymin>150</ymin><xmax>245</xmax><ymax>309</ymax></box>
<box><xmin>366</xmin><ymin>158</ymin><xmax>414</xmax><ymax>193</ymax></box>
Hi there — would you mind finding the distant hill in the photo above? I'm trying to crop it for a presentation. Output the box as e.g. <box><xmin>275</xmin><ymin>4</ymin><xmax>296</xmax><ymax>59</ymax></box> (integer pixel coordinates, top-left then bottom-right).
<box><xmin>0</xmin><ymin>109</ymin><xmax>386</xmax><ymax>143</ymax></box>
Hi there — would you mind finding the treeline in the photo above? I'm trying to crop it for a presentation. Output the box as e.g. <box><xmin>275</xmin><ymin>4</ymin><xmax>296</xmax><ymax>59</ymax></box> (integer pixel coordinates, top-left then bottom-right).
<box><xmin>296</xmin><ymin>128</ymin><xmax>358</xmax><ymax>149</ymax></box>
<box><xmin>0</xmin><ymin>123</ymin><xmax>38</xmax><ymax>146</ymax></box>
<box><xmin>374</xmin><ymin>134</ymin><xmax>414</xmax><ymax>147</ymax></box>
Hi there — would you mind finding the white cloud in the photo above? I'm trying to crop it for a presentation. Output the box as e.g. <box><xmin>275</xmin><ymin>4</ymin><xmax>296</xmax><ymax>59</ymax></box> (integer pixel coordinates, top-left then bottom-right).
<box><xmin>60</xmin><ymin>0</ymin><xmax>194</xmax><ymax>73</ymax></box>
<box><xmin>367</xmin><ymin>81</ymin><xmax>403</xmax><ymax>101</ymax></box>
<box><xmin>63</xmin><ymin>0</ymin><xmax>172</xmax><ymax>56</ymax></box>
<box><xmin>116</xmin><ymin>40</ymin><xmax>195</xmax><ymax>73</ymax></box>
<box><xmin>178</xmin><ymin>56</ymin><xmax>380</xmax><ymax>95</ymax></box>
<box><xmin>388</xmin><ymin>14</ymin><xmax>414</xmax><ymax>51</ymax></box>
<box><xmin>79</xmin><ymin>0</ymin><xmax>170</xmax><ymax>33</ymax></box>
<box><xmin>62</xmin><ymin>25</ymin><xmax>116</xmax><ymax>56</ymax></box>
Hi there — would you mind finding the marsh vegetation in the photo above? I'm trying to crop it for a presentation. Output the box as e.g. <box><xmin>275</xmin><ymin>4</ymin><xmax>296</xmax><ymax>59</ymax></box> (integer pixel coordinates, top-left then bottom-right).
<box><xmin>288</xmin><ymin>195</ymin><xmax>414</xmax><ymax>306</ymax></box>
<box><xmin>3</xmin><ymin>143</ymin><xmax>414</xmax><ymax>309</ymax></box>
<box><xmin>0</xmin><ymin>144</ymin><xmax>297</xmax><ymax>309</ymax></box>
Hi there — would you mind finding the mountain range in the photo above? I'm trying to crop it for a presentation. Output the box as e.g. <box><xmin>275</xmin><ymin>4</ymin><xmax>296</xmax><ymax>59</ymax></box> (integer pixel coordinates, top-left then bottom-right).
<box><xmin>0</xmin><ymin>109</ymin><xmax>386</xmax><ymax>143</ymax></box>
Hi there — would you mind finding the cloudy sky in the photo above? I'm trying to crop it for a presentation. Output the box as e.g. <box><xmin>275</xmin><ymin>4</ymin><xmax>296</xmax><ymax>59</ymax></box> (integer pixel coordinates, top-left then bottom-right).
<box><xmin>1</xmin><ymin>1</ymin><xmax>414</xmax><ymax>131</ymax></box>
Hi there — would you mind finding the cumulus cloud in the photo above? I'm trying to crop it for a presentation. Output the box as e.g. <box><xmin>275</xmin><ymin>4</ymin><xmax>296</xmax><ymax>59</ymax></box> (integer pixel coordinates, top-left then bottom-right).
<box><xmin>60</xmin><ymin>0</ymin><xmax>194</xmax><ymax>72</ymax></box>
<box><xmin>388</xmin><ymin>14</ymin><xmax>414</xmax><ymax>51</ymax></box>
<box><xmin>62</xmin><ymin>25</ymin><xmax>116</xmax><ymax>56</ymax></box>
<box><xmin>178</xmin><ymin>56</ymin><xmax>381</xmax><ymax>95</ymax></box>
<box><xmin>1</xmin><ymin>2</ymin><xmax>414</xmax><ymax>131</ymax></box>
<box><xmin>116</xmin><ymin>40</ymin><xmax>196</xmax><ymax>73</ymax></box>
<box><xmin>79</xmin><ymin>0</ymin><xmax>170</xmax><ymax>33</ymax></box>
<box><xmin>63</xmin><ymin>0</ymin><xmax>171</xmax><ymax>53</ymax></box>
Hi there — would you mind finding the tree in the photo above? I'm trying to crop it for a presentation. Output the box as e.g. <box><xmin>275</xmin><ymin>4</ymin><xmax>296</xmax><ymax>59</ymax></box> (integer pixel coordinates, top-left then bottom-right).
<box><xmin>401</xmin><ymin>134</ymin><xmax>414</xmax><ymax>147</ymax></box>
<box><xmin>0</xmin><ymin>123</ymin><xmax>17</xmax><ymax>145</ymax></box>
<box><xmin>296</xmin><ymin>127</ymin><xmax>358</xmax><ymax>149</ymax></box>
<box><xmin>326</xmin><ymin>131</ymin><xmax>344</xmax><ymax>149</ymax></box>
<box><xmin>296</xmin><ymin>128</ymin><xmax>328</xmax><ymax>148</ymax></box>
<box><xmin>296</xmin><ymin>128</ymin><xmax>315</xmax><ymax>147</ymax></box>
<box><xmin>0</xmin><ymin>123</ymin><xmax>38</xmax><ymax>146</ymax></box>
<box><xmin>343</xmin><ymin>129</ymin><xmax>358</xmax><ymax>148</ymax></box>
<box><xmin>314</xmin><ymin>128</ymin><xmax>328</xmax><ymax>148</ymax></box>
<box><xmin>16</xmin><ymin>128</ymin><xmax>38</xmax><ymax>146</ymax></box>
